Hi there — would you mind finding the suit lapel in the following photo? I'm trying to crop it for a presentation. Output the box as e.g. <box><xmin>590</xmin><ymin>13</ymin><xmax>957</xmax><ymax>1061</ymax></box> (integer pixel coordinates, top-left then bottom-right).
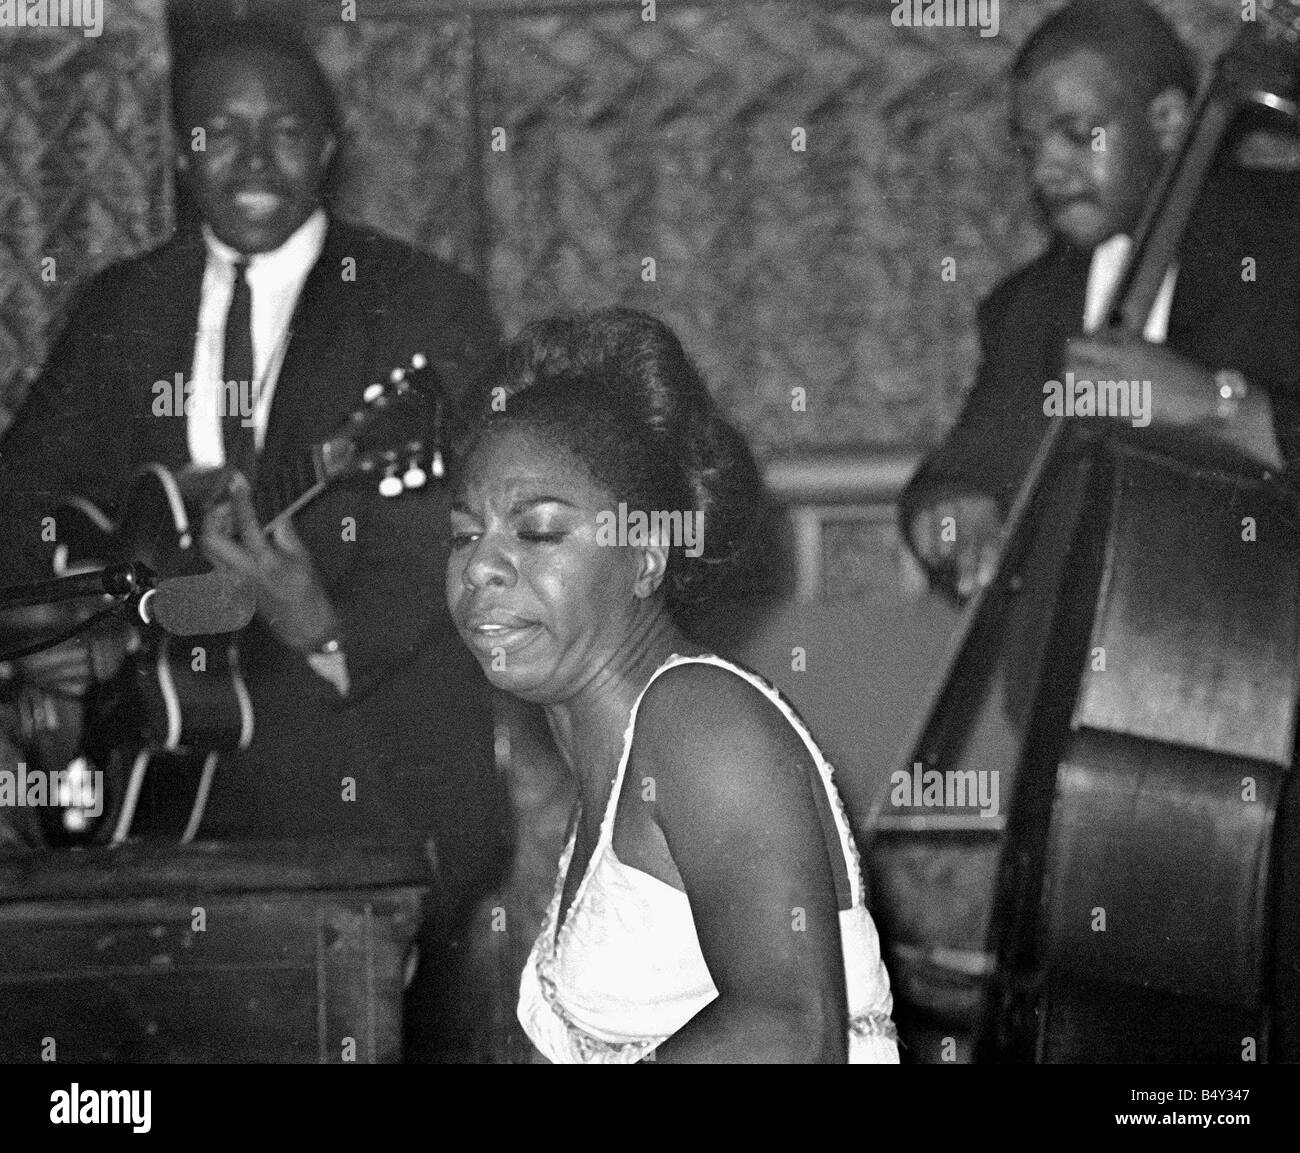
<box><xmin>259</xmin><ymin>221</ymin><xmax>374</xmax><ymax>504</ymax></box>
<box><xmin>1042</xmin><ymin>246</ymin><xmax>1089</xmax><ymax>381</ymax></box>
<box><xmin>134</xmin><ymin>234</ymin><xmax>206</xmax><ymax>466</ymax></box>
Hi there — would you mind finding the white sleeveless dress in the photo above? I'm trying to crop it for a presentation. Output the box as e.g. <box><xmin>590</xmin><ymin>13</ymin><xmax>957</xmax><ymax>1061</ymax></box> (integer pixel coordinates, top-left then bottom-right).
<box><xmin>517</xmin><ymin>653</ymin><xmax>899</xmax><ymax>1063</ymax></box>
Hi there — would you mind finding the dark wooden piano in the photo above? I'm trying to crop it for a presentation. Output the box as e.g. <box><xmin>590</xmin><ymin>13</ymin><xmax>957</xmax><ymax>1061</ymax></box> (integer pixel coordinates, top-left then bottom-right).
<box><xmin>0</xmin><ymin>838</ymin><xmax>435</xmax><ymax>1063</ymax></box>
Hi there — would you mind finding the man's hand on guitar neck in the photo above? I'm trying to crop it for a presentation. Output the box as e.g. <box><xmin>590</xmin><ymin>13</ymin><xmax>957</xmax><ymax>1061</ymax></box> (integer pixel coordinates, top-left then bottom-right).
<box><xmin>200</xmin><ymin>472</ymin><xmax>345</xmax><ymax>661</ymax></box>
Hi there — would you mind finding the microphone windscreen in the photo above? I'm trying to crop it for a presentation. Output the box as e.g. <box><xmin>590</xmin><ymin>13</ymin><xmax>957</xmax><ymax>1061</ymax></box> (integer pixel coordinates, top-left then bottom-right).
<box><xmin>142</xmin><ymin>571</ymin><xmax>257</xmax><ymax>636</ymax></box>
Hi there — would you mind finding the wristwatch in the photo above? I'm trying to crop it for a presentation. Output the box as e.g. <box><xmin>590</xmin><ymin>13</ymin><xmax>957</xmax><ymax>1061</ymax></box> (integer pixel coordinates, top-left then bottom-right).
<box><xmin>1214</xmin><ymin>369</ymin><xmax>1248</xmax><ymax>422</ymax></box>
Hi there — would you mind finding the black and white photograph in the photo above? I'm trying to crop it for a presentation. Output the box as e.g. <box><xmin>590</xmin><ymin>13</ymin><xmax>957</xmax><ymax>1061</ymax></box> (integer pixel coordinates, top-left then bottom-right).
<box><xmin>0</xmin><ymin>0</ymin><xmax>1294</xmax><ymax>1127</ymax></box>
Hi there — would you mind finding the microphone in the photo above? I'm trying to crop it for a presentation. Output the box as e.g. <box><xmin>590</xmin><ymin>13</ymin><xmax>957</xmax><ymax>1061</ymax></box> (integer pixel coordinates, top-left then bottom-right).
<box><xmin>136</xmin><ymin>571</ymin><xmax>257</xmax><ymax>636</ymax></box>
<box><xmin>0</xmin><ymin>561</ymin><xmax>151</xmax><ymax>611</ymax></box>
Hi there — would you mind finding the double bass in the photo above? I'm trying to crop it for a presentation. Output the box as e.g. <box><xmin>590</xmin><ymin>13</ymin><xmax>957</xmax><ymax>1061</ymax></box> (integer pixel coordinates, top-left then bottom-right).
<box><xmin>869</xmin><ymin>1</ymin><xmax>1300</xmax><ymax>1062</ymax></box>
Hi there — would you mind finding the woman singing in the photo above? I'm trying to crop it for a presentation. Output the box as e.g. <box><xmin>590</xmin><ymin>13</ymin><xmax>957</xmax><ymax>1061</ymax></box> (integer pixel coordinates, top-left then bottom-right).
<box><xmin>446</xmin><ymin>308</ymin><xmax>897</xmax><ymax>1063</ymax></box>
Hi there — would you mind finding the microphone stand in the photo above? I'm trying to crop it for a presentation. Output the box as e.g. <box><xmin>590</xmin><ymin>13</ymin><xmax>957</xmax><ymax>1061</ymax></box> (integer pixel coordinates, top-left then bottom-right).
<box><xmin>0</xmin><ymin>562</ymin><xmax>155</xmax><ymax>662</ymax></box>
<box><xmin>0</xmin><ymin>561</ymin><xmax>154</xmax><ymax>611</ymax></box>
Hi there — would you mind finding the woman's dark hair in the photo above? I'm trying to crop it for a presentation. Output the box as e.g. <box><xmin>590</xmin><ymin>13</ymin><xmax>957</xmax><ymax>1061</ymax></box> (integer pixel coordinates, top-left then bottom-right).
<box><xmin>1012</xmin><ymin>0</ymin><xmax>1200</xmax><ymax>101</ymax></box>
<box><xmin>455</xmin><ymin>308</ymin><xmax>773</xmax><ymax>623</ymax></box>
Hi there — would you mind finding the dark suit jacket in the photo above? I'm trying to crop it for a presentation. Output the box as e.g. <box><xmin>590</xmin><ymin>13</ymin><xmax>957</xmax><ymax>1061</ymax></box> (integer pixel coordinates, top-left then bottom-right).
<box><xmin>897</xmin><ymin>164</ymin><xmax>1300</xmax><ymax>726</ymax></box>
<box><xmin>900</xmin><ymin>163</ymin><xmax>1300</xmax><ymax>590</ymax></box>
<box><xmin>0</xmin><ymin>218</ymin><xmax>509</xmax><ymax>907</ymax></box>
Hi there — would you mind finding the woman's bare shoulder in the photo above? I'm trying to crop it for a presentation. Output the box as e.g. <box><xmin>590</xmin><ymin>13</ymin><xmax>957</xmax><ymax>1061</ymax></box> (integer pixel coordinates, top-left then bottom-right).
<box><xmin>632</xmin><ymin>659</ymin><xmax>814</xmax><ymax>806</ymax></box>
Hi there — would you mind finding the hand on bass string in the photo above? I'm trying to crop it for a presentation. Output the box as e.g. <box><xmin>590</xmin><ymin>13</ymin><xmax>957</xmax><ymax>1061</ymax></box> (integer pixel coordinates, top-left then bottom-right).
<box><xmin>1065</xmin><ymin>332</ymin><xmax>1284</xmax><ymax>470</ymax></box>
<box><xmin>1064</xmin><ymin>332</ymin><xmax>1213</xmax><ymax>430</ymax></box>
<box><xmin>199</xmin><ymin>471</ymin><xmax>342</xmax><ymax>654</ymax></box>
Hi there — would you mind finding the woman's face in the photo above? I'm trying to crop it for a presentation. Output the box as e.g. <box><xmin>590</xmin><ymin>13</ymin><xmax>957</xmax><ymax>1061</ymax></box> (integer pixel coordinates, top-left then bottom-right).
<box><xmin>446</xmin><ymin>425</ymin><xmax>657</xmax><ymax>703</ymax></box>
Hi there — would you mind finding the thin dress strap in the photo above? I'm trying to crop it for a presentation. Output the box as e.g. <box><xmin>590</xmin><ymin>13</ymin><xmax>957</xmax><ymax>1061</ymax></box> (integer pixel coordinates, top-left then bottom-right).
<box><xmin>549</xmin><ymin>653</ymin><xmax>701</xmax><ymax>947</ymax></box>
<box><xmin>593</xmin><ymin>654</ymin><xmax>698</xmax><ymax>848</ymax></box>
<box><xmin>598</xmin><ymin>652</ymin><xmax>865</xmax><ymax>906</ymax></box>
<box><xmin>549</xmin><ymin>651</ymin><xmax>868</xmax><ymax>949</ymax></box>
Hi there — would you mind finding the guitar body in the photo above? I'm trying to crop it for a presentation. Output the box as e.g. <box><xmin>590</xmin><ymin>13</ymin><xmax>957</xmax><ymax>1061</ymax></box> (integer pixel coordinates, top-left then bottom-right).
<box><xmin>27</xmin><ymin>356</ymin><xmax>439</xmax><ymax>843</ymax></box>
<box><xmin>58</xmin><ymin>464</ymin><xmax>254</xmax><ymax>755</ymax></box>
<box><xmin>54</xmin><ymin>464</ymin><xmax>252</xmax><ymax>841</ymax></box>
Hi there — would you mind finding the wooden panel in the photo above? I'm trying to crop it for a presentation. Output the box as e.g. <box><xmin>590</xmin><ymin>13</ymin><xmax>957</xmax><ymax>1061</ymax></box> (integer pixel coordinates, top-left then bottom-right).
<box><xmin>0</xmin><ymin>841</ymin><xmax>431</xmax><ymax>1063</ymax></box>
<box><xmin>0</xmin><ymin>837</ymin><xmax>437</xmax><ymax>898</ymax></box>
<box><xmin>0</xmin><ymin>964</ymin><xmax>320</xmax><ymax>1064</ymax></box>
<box><xmin>1072</xmin><ymin>451</ymin><xmax>1300</xmax><ymax>766</ymax></box>
<box><xmin>761</xmin><ymin>449</ymin><xmax>919</xmax><ymax>601</ymax></box>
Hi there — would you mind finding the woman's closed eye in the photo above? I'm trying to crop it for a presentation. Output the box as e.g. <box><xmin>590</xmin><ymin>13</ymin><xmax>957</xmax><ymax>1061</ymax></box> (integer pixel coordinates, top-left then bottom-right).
<box><xmin>447</xmin><ymin>527</ymin><xmax>568</xmax><ymax>548</ymax></box>
<box><xmin>447</xmin><ymin>511</ymin><xmax>481</xmax><ymax>548</ymax></box>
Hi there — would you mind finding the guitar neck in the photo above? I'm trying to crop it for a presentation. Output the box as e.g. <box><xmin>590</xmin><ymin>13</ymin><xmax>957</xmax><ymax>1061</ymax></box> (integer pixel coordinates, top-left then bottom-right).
<box><xmin>247</xmin><ymin>357</ymin><xmax>440</xmax><ymax>534</ymax></box>
<box><xmin>253</xmin><ymin>442</ymin><xmax>328</xmax><ymax>535</ymax></box>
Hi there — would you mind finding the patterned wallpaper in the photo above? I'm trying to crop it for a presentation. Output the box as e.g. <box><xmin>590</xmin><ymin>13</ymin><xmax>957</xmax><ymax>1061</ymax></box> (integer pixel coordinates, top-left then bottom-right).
<box><xmin>0</xmin><ymin>0</ymin><xmax>1244</xmax><ymax>451</ymax></box>
<box><xmin>0</xmin><ymin>0</ymin><xmax>173</xmax><ymax>436</ymax></box>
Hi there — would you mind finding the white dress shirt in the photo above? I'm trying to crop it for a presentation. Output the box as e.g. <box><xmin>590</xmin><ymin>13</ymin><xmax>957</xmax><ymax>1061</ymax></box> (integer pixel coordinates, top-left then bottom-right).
<box><xmin>1082</xmin><ymin>232</ymin><xmax>1177</xmax><ymax>343</ymax></box>
<box><xmin>186</xmin><ymin>208</ymin><xmax>347</xmax><ymax>694</ymax></box>
<box><xmin>187</xmin><ymin>208</ymin><xmax>328</xmax><ymax>465</ymax></box>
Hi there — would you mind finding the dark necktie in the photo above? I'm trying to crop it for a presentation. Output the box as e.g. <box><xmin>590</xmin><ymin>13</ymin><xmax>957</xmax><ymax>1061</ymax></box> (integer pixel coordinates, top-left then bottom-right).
<box><xmin>221</xmin><ymin>257</ymin><xmax>257</xmax><ymax>483</ymax></box>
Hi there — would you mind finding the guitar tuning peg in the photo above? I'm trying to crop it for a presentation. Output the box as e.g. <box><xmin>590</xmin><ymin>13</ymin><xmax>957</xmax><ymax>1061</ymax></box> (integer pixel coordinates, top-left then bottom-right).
<box><xmin>430</xmin><ymin>449</ymin><xmax>445</xmax><ymax>480</ymax></box>
<box><xmin>363</xmin><ymin>383</ymin><xmax>383</xmax><ymax>404</ymax></box>
<box><xmin>403</xmin><ymin>461</ymin><xmax>427</xmax><ymax>489</ymax></box>
<box><xmin>378</xmin><ymin>463</ymin><xmax>403</xmax><ymax>498</ymax></box>
<box><xmin>389</xmin><ymin>366</ymin><xmax>405</xmax><ymax>384</ymax></box>
<box><xmin>411</xmin><ymin>353</ymin><xmax>427</xmax><ymax>370</ymax></box>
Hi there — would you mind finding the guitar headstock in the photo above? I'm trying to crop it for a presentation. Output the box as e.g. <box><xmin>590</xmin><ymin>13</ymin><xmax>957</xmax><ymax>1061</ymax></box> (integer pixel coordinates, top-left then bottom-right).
<box><xmin>317</xmin><ymin>354</ymin><xmax>446</xmax><ymax>497</ymax></box>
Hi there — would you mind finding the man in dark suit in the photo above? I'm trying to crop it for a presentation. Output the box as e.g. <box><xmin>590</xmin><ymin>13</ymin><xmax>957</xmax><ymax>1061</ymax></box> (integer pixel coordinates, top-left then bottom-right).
<box><xmin>0</xmin><ymin>19</ymin><xmax>510</xmax><ymax>1059</ymax></box>
<box><xmin>898</xmin><ymin>0</ymin><xmax>1300</xmax><ymax>721</ymax></box>
<box><xmin>885</xmin><ymin>2</ymin><xmax>1300</xmax><ymax>1063</ymax></box>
